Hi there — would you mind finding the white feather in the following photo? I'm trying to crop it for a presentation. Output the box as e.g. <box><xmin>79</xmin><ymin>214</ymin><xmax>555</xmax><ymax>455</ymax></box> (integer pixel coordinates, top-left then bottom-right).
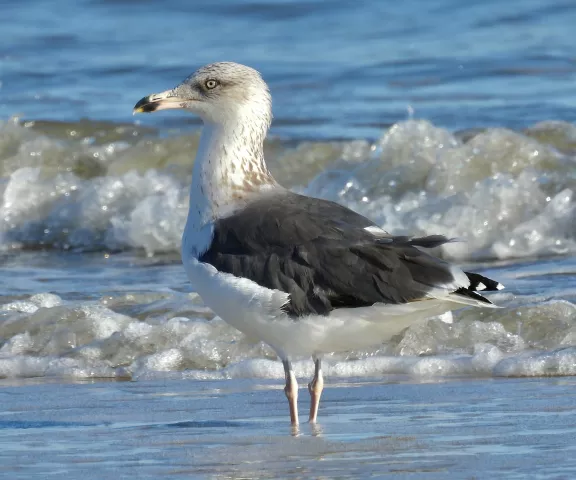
<box><xmin>364</xmin><ymin>225</ymin><xmax>389</xmax><ymax>236</ymax></box>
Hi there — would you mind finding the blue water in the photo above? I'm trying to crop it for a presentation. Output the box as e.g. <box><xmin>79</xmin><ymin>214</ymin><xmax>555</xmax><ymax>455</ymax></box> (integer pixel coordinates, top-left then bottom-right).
<box><xmin>2</xmin><ymin>377</ymin><xmax>576</xmax><ymax>479</ymax></box>
<box><xmin>3</xmin><ymin>0</ymin><xmax>576</xmax><ymax>138</ymax></box>
<box><xmin>2</xmin><ymin>1</ymin><xmax>576</xmax><ymax>477</ymax></box>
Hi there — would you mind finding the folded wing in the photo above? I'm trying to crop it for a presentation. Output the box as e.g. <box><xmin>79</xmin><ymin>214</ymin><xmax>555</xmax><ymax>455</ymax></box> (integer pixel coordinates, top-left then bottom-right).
<box><xmin>197</xmin><ymin>190</ymin><xmax>501</xmax><ymax>318</ymax></box>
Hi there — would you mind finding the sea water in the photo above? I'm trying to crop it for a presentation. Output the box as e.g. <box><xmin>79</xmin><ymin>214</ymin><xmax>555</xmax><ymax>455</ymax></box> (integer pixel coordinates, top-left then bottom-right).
<box><xmin>2</xmin><ymin>0</ymin><xmax>576</xmax><ymax>477</ymax></box>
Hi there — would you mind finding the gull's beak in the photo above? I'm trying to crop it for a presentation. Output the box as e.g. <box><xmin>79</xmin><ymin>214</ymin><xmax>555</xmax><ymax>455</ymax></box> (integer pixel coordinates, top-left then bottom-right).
<box><xmin>133</xmin><ymin>89</ymin><xmax>187</xmax><ymax>114</ymax></box>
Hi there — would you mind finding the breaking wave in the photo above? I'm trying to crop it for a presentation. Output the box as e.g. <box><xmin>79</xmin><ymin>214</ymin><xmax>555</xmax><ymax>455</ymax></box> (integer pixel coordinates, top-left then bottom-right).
<box><xmin>1</xmin><ymin>288</ymin><xmax>576</xmax><ymax>380</ymax></box>
<box><xmin>1</xmin><ymin>117</ymin><xmax>575</xmax><ymax>260</ymax></box>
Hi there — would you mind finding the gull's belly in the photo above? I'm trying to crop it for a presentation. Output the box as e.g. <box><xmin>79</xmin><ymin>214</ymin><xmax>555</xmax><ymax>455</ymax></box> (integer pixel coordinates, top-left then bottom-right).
<box><xmin>182</xmin><ymin>256</ymin><xmax>296</xmax><ymax>356</ymax></box>
<box><xmin>182</xmin><ymin>257</ymin><xmax>452</xmax><ymax>359</ymax></box>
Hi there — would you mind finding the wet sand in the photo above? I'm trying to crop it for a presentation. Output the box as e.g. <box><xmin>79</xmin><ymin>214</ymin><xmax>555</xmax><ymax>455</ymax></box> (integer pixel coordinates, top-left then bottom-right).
<box><xmin>2</xmin><ymin>376</ymin><xmax>576</xmax><ymax>479</ymax></box>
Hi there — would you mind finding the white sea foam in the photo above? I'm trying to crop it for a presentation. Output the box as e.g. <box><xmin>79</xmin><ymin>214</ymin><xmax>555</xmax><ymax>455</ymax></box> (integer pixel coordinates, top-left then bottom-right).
<box><xmin>305</xmin><ymin>120</ymin><xmax>576</xmax><ymax>260</ymax></box>
<box><xmin>1</xmin><ymin>118</ymin><xmax>575</xmax><ymax>381</ymax></box>
<box><xmin>1</xmin><ymin>289</ymin><xmax>575</xmax><ymax>380</ymax></box>
<box><xmin>1</xmin><ymin>118</ymin><xmax>575</xmax><ymax>260</ymax></box>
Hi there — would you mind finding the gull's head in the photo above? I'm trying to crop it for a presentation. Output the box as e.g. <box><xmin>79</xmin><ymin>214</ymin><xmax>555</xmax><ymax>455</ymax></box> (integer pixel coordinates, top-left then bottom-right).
<box><xmin>133</xmin><ymin>62</ymin><xmax>272</xmax><ymax>128</ymax></box>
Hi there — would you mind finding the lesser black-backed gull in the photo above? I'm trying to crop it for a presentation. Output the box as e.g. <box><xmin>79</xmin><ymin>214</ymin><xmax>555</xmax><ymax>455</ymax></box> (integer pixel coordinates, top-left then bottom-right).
<box><xmin>133</xmin><ymin>62</ymin><xmax>504</xmax><ymax>426</ymax></box>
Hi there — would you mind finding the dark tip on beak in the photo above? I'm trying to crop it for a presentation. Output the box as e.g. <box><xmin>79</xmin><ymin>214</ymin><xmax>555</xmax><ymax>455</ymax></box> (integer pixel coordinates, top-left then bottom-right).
<box><xmin>133</xmin><ymin>96</ymin><xmax>158</xmax><ymax>114</ymax></box>
<box><xmin>133</xmin><ymin>90</ymin><xmax>187</xmax><ymax>115</ymax></box>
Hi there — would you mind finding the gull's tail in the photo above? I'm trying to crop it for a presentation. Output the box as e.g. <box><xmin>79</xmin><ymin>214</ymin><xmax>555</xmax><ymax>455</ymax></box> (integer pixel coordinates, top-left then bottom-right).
<box><xmin>448</xmin><ymin>271</ymin><xmax>505</xmax><ymax>308</ymax></box>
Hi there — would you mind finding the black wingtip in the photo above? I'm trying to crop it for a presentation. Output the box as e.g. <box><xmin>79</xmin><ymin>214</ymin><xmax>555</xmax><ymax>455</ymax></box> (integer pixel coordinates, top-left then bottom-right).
<box><xmin>465</xmin><ymin>272</ymin><xmax>505</xmax><ymax>292</ymax></box>
<box><xmin>454</xmin><ymin>288</ymin><xmax>495</xmax><ymax>305</ymax></box>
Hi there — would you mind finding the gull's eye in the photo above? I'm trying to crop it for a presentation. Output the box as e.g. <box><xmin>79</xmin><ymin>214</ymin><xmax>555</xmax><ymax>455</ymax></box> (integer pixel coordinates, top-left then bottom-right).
<box><xmin>205</xmin><ymin>79</ymin><xmax>219</xmax><ymax>90</ymax></box>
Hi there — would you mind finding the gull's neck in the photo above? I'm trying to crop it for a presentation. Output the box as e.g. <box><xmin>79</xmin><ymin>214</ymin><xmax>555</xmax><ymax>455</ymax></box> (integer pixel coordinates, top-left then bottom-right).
<box><xmin>187</xmin><ymin>114</ymin><xmax>276</xmax><ymax>232</ymax></box>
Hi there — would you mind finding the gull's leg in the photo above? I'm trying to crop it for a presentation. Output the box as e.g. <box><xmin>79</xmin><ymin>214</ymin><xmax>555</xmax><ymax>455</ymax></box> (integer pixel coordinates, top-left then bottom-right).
<box><xmin>308</xmin><ymin>356</ymin><xmax>324</xmax><ymax>423</ymax></box>
<box><xmin>283</xmin><ymin>360</ymin><xmax>299</xmax><ymax>425</ymax></box>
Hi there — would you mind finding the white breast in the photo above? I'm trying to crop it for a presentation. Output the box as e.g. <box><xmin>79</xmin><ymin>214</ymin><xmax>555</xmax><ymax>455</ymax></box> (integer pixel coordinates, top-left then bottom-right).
<box><xmin>181</xmin><ymin>252</ymin><xmax>456</xmax><ymax>360</ymax></box>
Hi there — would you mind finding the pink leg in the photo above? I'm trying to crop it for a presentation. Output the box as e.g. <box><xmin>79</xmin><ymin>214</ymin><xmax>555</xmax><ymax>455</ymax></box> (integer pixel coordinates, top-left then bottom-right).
<box><xmin>283</xmin><ymin>360</ymin><xmax>299</xmax><ymax>425</ymax></box>
<box><xmin>308</xmin><ymin>357</ymin><xmax>324</xmax><ymax>423</ymax></box>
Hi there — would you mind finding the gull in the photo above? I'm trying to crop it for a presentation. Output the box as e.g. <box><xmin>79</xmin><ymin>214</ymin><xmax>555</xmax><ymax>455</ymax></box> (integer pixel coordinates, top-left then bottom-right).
<box><xmin>133</xmin><ymin>62</ymin><xmax>504</xmax><ymax>426</ymax></box>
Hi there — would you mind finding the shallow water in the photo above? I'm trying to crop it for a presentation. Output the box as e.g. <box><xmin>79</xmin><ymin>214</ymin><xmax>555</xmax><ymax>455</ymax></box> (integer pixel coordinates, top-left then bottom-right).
<box><xmin>2</xmin><ymin>0</ymin><xmax>576</xmax><ymax>477</ymax></box>
<box><xmin>2</xmin><ymin>377</ymin><xmax>576</xmax><ymax>479</ymax></box>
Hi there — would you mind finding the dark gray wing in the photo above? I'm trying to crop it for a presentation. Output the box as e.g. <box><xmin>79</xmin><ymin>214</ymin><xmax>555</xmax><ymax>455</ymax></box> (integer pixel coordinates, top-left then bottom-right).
<box><xmin>197</xmin><ymin>191</ymin><xmax>470</xmax><ymax>317</ymax></box>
